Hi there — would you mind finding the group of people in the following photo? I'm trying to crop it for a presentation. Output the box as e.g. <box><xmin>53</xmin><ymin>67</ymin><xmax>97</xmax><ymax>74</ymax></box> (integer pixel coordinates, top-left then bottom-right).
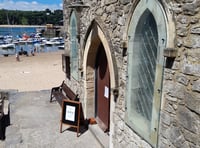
<box><xmin>16</xmin><ymin>47</ymin><xmax>36</xmax><ymax>61</ymax></box>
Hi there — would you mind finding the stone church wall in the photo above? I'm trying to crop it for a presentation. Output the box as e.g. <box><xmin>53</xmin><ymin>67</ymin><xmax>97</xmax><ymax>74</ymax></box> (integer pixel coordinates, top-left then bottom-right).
<box><xmin>159</xmin><ymin>1</ymin><xmax>200</xmax><ymax>147</ymax></box>
<box><xmin>63</xmin><ymin>0</ymin><xmax>200</xmax><ymax>147</ymax></box>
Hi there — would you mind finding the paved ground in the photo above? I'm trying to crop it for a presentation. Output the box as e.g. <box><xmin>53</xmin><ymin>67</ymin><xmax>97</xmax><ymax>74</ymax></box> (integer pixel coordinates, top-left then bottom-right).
<box><xmin>0</xmin><ymin>90</ymin><xmax>102</xmax><ymax>148</ymax></box>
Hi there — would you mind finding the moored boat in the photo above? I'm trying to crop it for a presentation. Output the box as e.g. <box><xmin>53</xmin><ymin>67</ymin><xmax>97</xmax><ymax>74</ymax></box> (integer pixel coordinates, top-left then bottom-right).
<box><xmin>0</xmin><ymin>43</ymin><xmax>15</xmax><ymax>49</ymax></box>
<box><xmin>45</xmin><ymin>37</ymin><xmax>64</xmax><ymax>46</ymax></box>
<box><xmin>0</xmin><ymin>43</ymin><xmax>16</xmax><ymax>56</ymax></box>
<box><xmin>58</xmin><ymin>45</ymin><xmax>64</xmax><ymax>50</ymax></box>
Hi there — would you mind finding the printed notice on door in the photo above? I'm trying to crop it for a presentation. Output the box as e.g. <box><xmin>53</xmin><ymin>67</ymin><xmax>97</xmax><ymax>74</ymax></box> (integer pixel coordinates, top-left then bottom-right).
<box><xmin>104</xmin><ymin>86</ymin><xmax>109</xmax><ymax>98</ymax></box>
<box><xmin>65</xmin><ymin>105</ymin><xmax>76</xmax><ymax>121</ymax></box>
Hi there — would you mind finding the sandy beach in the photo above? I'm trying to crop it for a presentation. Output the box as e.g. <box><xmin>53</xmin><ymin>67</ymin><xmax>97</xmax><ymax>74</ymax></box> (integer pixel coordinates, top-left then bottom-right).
<box><xmin>0</xmin><ymin>51</ymin><xmax>65</xmax><ymax>92</ymax></box>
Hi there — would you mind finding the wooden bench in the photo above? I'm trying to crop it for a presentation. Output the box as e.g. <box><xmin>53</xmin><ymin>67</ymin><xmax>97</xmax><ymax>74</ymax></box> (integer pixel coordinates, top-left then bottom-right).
<box><xmin>50</xmin><ymin>82</ymin><xmax>87</xmax><ymax>135</ymax></box>
<box><xmin>50</xmin><ymin>81</ymin><xmax>78</xmax><ymax>106</ymax></box>
<box><xmin>0</xmin><ymin>92</ymin><xmax>10</xmax><ymax>140</ymax></box>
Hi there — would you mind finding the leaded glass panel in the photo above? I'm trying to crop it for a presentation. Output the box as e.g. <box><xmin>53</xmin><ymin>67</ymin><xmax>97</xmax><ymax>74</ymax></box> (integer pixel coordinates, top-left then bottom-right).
<box><xmin>130</xmin><ymin>11</ymin><xmax>158</xmax><ymax>121</ymax></box>
<box><xmin>70</xmin><ymin>12</ymin><xmax>78</xmax><ymax>79</ymax></box>
<box><xmin>126</xmin><ymin>1</ymin><xmax>167</xmax><ymax>146</ymax></box>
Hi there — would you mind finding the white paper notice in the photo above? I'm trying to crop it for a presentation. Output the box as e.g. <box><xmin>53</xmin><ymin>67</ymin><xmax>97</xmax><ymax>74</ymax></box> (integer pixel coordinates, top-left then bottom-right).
<box><xmin>104</xmin><ymin>86</ymin><xmax>109</xmax><ymax>98</ymax></box>
<box><xmin>65</xmin><ymin>105</ymin><xmax>75</xmax><ymax>121</ymax></box>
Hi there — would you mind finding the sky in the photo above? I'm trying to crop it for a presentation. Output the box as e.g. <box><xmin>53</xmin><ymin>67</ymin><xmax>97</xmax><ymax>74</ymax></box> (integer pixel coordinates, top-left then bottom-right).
<box><xmin>0</xmin><ymin>0</ymin><xmax>63</xmax><ymax>11</ymax></box>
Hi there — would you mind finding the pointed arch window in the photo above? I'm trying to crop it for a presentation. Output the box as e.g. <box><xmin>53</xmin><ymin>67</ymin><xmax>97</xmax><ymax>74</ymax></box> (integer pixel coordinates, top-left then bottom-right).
<box><xmin>126</xmin><ymin>0</ymin><xmax>167</xmax><ymax>147</ymax></box>
<box><xmin>70</xmin><ymin>11</ymin><xmax>78</xmax><ymax>80</ymax></box>
<box><xmin>131</xmin><ymin>9</ymin><xmax>158</xmax><ymax>122</ymax></box>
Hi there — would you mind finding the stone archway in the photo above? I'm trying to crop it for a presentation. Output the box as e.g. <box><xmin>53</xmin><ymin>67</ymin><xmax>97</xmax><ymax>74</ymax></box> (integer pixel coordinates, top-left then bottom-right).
<box><xmin>82</xmin><ymin>20</ymin><xmax>117</xmax><ymax>137</ymax></box>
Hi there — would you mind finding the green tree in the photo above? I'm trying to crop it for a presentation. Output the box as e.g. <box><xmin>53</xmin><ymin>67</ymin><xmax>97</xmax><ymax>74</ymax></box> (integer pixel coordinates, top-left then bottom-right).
<box><xmin>0</xmin><ymin>9</ymin><xmax>63</xmax><ymax>25</ymax></box>
<box><xmin>21</xmin><ymin>17</ymin><xmax>28</xmax><ymax>25</ymax></box>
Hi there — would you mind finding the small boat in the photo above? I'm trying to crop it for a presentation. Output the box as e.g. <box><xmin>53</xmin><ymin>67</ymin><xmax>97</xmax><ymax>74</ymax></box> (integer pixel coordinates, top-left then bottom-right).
<box><xmin>0</xmin><ymin>43</ymin><xmax>16</xmax><ymax>56</ymax></box>
<box><xmin>18</xmin><ymin>38</ymin><xmax>27</xmax><ymax>45</ymax></box>
<box><xmin>27</xmin><ymin>38</ymin><xmax>40</xmax><ymax>44</ymax></box>
<box><xmin>58</xmin><ymin>45</ymin><xmax>64</xmax><ymax>50</ymax></box>
<box><xmin>45</xmin><ymin>40</ymin><xmax>55</xmax><ymax>46</ymax></box>
<box><xmin>3</xmin><ymin>35</ymin><xmax>13</xmax><ymax>44</ymax></box>
<box><xmin>0</xmin><ymin>43</ymin><xmax>15</xmax><ymax>49</ymax></box>
<box><xmin>45</xmin><ymin>37</ymin><xmax>64</xmax><ymax>46</ymax></box>
<box><xmin>0</xmin><ymin>35</ymin><xmax>4</xmax><ymax>40</ymax></box>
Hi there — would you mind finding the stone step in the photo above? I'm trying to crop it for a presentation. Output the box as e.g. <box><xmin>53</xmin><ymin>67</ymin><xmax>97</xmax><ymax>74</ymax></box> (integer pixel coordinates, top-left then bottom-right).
<box><xmin>89</xmin><ymin>124</ymin><xmax>109</xmax><ymax>148</ymax></box>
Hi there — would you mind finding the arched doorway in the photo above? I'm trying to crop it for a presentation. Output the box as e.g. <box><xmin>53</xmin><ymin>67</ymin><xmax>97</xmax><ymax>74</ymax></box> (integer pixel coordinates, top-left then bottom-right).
<box><xmin>95</xmin><ymin>43</ymin><xmax>110</xmax><ymax>132</ymax></box>
<box><xmin>83</xmin><ymin>20</ymin><xmax>118</xmax><ymax>139</ymax></box>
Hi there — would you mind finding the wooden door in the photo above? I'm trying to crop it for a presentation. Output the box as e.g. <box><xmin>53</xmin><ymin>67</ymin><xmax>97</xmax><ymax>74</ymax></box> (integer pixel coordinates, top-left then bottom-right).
<box><xmin>95</xmin><ymin>44</ymin><xmax>110</xmax><ymax>132</ymax></box>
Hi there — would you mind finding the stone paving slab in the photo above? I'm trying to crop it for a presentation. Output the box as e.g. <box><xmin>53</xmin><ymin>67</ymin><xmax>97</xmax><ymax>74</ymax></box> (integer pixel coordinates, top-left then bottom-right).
<box><xmin>0</xmin><ymin>90</ymin><xmax>102</xmax><ymax>148</ymax></box>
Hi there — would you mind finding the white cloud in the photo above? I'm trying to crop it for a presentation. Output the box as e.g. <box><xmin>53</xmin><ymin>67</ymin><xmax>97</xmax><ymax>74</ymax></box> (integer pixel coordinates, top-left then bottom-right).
<box><xmin>0</xmin><ymin>0</ymin><xmax>62</xmax><ymax>11</ymax></box>
<box><xmin>59</xmin><ymin>3</ymin><xmax>63</xmax><ymax>8</ymax></box>
<box><xmin>32</xmin><ymin>1</ymin><xmax>38</xmax><ymax>5</ymax></box>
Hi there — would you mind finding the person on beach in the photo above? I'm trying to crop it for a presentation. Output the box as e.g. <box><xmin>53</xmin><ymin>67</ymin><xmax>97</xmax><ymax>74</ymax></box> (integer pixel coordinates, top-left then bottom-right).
<box><xmin>31</xmin><ymin>50</ymin><xmax>35</xmax><ymax>56</ymax></box>
<box><xmin>34</xmin><ymin>47</ymin><xmax>36</xmax><ymax>53</ymax></box>
<box><xmin>16</xmin><ymin>53</ymin><xmax>20</xmax><ymax>61</ymax></box>
<box><xmin>18</xmin><ymin>47</ymin><xmax>29</xmax><ymax>56</ymax></box>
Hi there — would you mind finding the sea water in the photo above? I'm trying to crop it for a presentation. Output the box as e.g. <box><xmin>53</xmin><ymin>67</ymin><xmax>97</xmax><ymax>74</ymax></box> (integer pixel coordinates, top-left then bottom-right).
<box><xmin>0</xmin><ymin>26</ymin><xmax>60</xmax><ymax>55</ymax></box>
<box><xmin>0</xmin><ymin>26</ymin><xmax>44</xmax><ymax>38</ymax></box>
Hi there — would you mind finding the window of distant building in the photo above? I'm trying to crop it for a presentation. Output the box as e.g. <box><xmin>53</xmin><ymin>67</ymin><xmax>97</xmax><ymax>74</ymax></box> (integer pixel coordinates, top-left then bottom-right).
<box><xmin>70</xmin><ymin>11</ymin><xmax>78</xmax><ymax>80</ymax></box>
<box><xmin>126</xmin><ymin>0</ymin><xmax>167</xmax><ymax>147</ymax></box>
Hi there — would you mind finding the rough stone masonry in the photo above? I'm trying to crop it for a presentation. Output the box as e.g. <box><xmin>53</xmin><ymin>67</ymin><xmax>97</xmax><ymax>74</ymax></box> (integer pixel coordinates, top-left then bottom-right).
<box><xmin>63</xmin><ymin>0</ymin><xmax>200</xmax><ymax>147</ymax></box>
